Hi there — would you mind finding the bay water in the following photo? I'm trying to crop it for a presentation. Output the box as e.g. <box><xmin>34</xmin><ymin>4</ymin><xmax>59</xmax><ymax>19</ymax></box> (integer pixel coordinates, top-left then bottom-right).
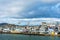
<box><xmin>0</xmin><ymin>34</ymin><xmax>60</xmax><ymax>40</ymax></box>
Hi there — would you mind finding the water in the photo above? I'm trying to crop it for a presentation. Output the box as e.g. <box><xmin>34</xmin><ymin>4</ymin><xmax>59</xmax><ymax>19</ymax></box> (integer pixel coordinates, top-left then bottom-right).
<box><xmin>0</xmin><ymin>34</ymin><xmax>60</xmax><ymax>40</ymax></box>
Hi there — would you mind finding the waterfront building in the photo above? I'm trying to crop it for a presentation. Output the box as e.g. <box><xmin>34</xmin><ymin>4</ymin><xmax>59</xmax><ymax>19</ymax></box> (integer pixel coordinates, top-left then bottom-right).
<box><xmin>0</xmin><ymin>27</ymin><xmax>2</xmax><ymax>30</ymax></box>
<box><xmin>58</xmin><ymin>25</ymin><xmax>60</xmax><ymax>32</ymax></box>
<box><xmin>55</xmin><ymin>21</ymin><xmax>59</xmax><ymax>32</ymax></box>
<box><xmin>39</xmin><ymin>22</ymin><xmax>47</xmax><ymax>34</ymax></box>
<box><xmin>2</xmin><ymin>28</ymin><xmax>10</xmax><ymax>32</ymax></box>
<box><xmin>0</xmin><ymin>27</ymin><xmax>3</xmax><ymax>32</ymax></box>
<box><xmin>48</xmin><ymin>25</ymin><xmax>54</xmax><ymax>34</ymax></box>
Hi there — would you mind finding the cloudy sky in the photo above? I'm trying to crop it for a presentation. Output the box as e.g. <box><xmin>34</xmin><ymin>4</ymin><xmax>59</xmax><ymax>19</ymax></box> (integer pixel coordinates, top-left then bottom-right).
<box><xmin>0</xmin><ymin>0</ymin><xmax>60</xmax><ymax>25</ymax></box>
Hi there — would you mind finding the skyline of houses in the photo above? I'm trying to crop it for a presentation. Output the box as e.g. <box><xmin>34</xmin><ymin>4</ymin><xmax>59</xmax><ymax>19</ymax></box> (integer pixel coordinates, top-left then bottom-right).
<box><xmin>0</xmin><ymin>21</ymin><xmax>60</xmax><ymax>35</ymax></box>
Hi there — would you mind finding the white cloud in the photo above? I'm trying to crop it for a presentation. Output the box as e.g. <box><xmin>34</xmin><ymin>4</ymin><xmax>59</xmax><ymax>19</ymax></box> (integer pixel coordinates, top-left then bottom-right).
<box><xmin>51</xmin><ymin>3</ymin><xmax>60</xmax><ymax>14</ymax></box>
<box><xmin>23</xmin><ymin>0</ymin><xmax>60</xmax><ymax>3</ymax></box>
<box><xmin>55</xmin><ymin>3</ymin><xmax>60</xmax><ymax>13</ymax></box>
<box><xmin>1</xmin><ymin>18</ymin><xmax>60</xmax><ymax>24</ymax></box>
<box><xmin>0</xmin><ymin>0</ymin><xmax>27</xmax><ymax>18</ymax></box>
<box><xmin>28</xmin><ymin>11</ymin><xmax>34</xmax><ymax>15</ymax></box>
<box><xmin>0</xmin><ymin>0</ymin><xmax>37</xmax><ymax>18</ymax></box>
<box><xmin>39</xmin><ymin>0</ymin><xmax>59</xmax><ymax>3</ymax></box>
<box><xmin>0</xmin><ymin>0</ymin><xmax>60</xmax><ymax>22</ymax></box>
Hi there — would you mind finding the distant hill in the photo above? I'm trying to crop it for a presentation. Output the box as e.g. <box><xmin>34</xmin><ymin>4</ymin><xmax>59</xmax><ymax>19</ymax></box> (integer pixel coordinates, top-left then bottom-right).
<box><xmin>0</xmin><ymin>23</ymin><xmax>16</xmax><ymax>27</ymax></box>
<box><xmin>0</xmin><ymin>23</ymin><xmax>39</xmax><ymax>28</ymax></box>
<box><xmin>0</xmin><ymin>23</ymin><xmax>26</xmax><ymax>27</ymax></box>
<box><xmin>0</xmin><ymin>23</ymin><xmax>8</xmax><ymax>26</ymax></box>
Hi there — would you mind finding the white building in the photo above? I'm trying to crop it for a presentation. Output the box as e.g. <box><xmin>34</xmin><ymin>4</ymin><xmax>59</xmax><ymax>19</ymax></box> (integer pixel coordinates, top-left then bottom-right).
<box><xmin>3</xmin><ymin>28</ymin><xmax>10</xmax><ymax>32</ymax></box>
<box><xmin>39</xmin><ymin>22</ymin><xmax>47</xmax><ymax>34</ymax></box>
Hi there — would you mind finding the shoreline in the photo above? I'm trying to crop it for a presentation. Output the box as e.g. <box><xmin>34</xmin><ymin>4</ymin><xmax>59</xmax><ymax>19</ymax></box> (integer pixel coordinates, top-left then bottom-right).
<box><xmin>0</xmin><ymin>32</ymin><xmax>60</xmax><ymax>37</ymax></box>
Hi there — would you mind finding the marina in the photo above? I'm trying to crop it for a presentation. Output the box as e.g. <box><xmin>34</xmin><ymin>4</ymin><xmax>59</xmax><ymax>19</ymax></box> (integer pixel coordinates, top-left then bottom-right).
<box><xmin>0</xmin><ymin>22</ymin><xmax>60</xmax><ymax>37</ymax></box>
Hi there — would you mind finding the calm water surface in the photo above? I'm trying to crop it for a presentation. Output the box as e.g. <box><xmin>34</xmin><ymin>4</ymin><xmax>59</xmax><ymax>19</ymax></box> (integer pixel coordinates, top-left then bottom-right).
<box><xmin>0</xmin><ymin>34</ymin><xmax>60</xmax><ymax>40</ymax></box>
